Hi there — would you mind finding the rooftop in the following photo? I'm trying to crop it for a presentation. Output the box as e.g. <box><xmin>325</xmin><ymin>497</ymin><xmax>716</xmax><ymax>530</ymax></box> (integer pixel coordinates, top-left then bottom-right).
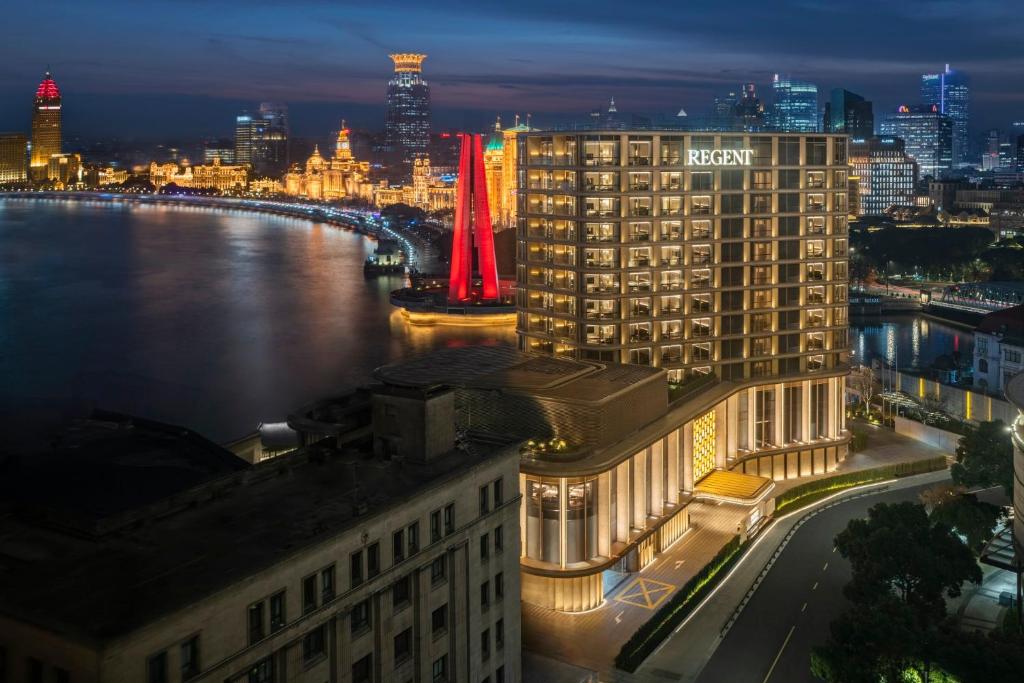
<box><xmin>0</xmin><ymin>412</ymin><xmax>513</xmax><ymax>641</ymax></box>
<box><xmin>374</xmin><ymin>345</ymin><xmax>660</xmax><ymax>404</ymax></box>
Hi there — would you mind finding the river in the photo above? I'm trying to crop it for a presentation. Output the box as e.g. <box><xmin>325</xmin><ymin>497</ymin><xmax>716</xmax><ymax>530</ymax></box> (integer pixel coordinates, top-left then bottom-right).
<box><xmin>850</xmin><ymin>313</ymin><xmax>973</xmax><ymax>372</ymax></box>
<box><xmin>0</xmin><ymin>198</ymin><xmax>514</xmax><ymax>442</ymax></box>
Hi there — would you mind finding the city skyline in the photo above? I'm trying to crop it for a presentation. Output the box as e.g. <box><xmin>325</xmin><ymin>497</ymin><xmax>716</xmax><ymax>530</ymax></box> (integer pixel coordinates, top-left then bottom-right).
<box><xmin>1</xmin><ymin>0</ymin><xmax>1022</xmax><ymax>139</ymax></box>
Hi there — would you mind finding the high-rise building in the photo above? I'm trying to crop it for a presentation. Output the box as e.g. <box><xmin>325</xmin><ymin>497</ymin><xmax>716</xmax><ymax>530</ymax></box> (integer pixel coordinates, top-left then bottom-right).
<box><xmin>30</xmin><ymin>71</ymin><xmax>61</xmax><ymax>180</ymax></box>
<box><xmin>823</xmin><ymin>88</ymin><xmax>874</xmax><ymax>139</ymax></box>
<box><xmin>769</xmin><ymin>75</ymin><xmax>818</xmax><ymax>132</ymax></box>
<box><xmin>921</xmin><ymin>64</ymin><xmax>969</xmax><ymax>165</ymax></box>
<box><xmin>880</xmin><ymin>105</ymin><xmax>953</xmax><ymax>179</ymax></box>
<box><xmin>734</xmin><ymin>83</ymin><xmax>766</xmax><ymax>131</ymax></box>
<box><xmin>385</xmin><ymin>54</ymin><xmax>431</xmax><ymax>158</ymax></box>
<box><xmin>235</xmin><ymin>106</ymin><xmax>289</xmax><ymax>176</ymax></box>
<box><xmin>514</xmin><ymin>132</ymin><xmax>851</xmax><ymax>610</ymax></box>
<box><xmin>849</xmin><ymin>137</ymin><xmax>917</xmax><ymax>215</ymax></box>
<box><xmin>712</xmin><ymin>89</ymin><xmax>740</xmax><ymax>130</ymax></box>
<box><xmin>518</xmin><ymin>130</ymin><xmax>849</xmax><ymax>379</ymax></box>
<box><xmin>203</xmin><ymin>138</ymin><xmax>235</xmax><ymax>164</ymax></box>
<box><xmin>258</xmin><ymin>102</ymin><xmax>289</xmax><ymax>174</ymax></box>
<box><xmin>0</xmin><ymin>133</ymin><xmax>28</xmax><ymax>184</ymax></box>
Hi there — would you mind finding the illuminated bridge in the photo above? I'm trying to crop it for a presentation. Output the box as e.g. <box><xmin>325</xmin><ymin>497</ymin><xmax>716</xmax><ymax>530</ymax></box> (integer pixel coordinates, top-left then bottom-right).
<box><xmin>929</xmin><ymin>281</ymin><xmax>1024</xmax><ymax>315</ymax></box>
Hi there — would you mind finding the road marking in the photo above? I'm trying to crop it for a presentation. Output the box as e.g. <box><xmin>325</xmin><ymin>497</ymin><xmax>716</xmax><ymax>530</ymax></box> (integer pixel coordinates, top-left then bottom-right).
<box><xmin>832</xmin><ymin>546</ymin><xmax>837</xmax><ymax>553</ymax></box>
<box><xmin>763</xmin><ymin>625</ymin><xmax>796</xmax><ymax>683</ymax></box>
<box><xmin>615</xmin><ymin>577</ymin><xmax>676</xmax><ymax>609</ymax></box>
<box><xmin>675</xmin><ymin>560</ymin><xmax>686</xmax><ymax>568</ymax></box>
<box><xmin>801</xmin><ymin>602</ymin><xmax>807</xmax><ymax>612</ymax></box>
<box><xmin>822</xmin><ymin>562</ymin><xmax>829</xmax><ymax>572</ymax></box>
<box><xmin>812</xmin><ymin>581</ymin><xmax>818</xmax><ymax>591</ymax></box>
<box><xmin>615</xmin><ymin>610</ymin><xmax>624</xmax><ymax>624</ymax></box>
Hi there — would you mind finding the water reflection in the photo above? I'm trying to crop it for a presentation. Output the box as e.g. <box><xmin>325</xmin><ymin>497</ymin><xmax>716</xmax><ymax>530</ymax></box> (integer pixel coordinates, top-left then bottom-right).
<box><xmin>852</xmin><ymin>315</ymin><xmax>971</xmax><ymax>371</ymax></box>
<box><xmin>0</xmin><ymin>200</ymin><xmax>513</xmax><ymax>441</ymax></box>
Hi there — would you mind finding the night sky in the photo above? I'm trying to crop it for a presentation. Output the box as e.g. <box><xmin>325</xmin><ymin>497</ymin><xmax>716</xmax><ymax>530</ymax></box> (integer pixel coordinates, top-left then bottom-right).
<box><xmin>1</xmin><ymin>0</ymin><xmax>1021</xmax><ymax>140</ymax></box>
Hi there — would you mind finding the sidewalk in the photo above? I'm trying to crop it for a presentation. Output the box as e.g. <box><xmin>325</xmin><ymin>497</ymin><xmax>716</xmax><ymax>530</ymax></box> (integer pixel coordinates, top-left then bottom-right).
<box><xmin>637</xmin><ymin>468</ymin><xmax>952</xmax><ymax>682</ymax></box>
<box><xmin>523</xmin><ymin>428</ymin><xmax>950</xmax><ymax>681</ymax></box>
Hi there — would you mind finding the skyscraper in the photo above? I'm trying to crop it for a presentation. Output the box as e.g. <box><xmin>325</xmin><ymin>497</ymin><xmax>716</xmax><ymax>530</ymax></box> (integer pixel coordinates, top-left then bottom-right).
<box><xmin>0</xmin><ymin>133</ymin><xmax>28</xmax><ymax>184</ymax></box>
<box><xmin>880</xmin><ymin>105</ymin><xmax>953</xmax><ymax>179</ymax></box>
<box><xmin>30</xmin><ymin>71</ymin><xmax>61</xmax><ymax>180</ymax></box>
<box><xmin>235</xmin><ymin>105</ymin><xmax>289</xmax><ymax>176</ymax></box>
<box><xmin>921</xmin><ymin>65</ymin><xmax>969</xmax><ymax>165</ymax></box>
<box><xmin>769</xmin><ymin>75</ymin><xmax>818</xmax><ymax>132</ymax></box>
<box><xmin>257</xmin><ymin>102</ymin><xmax>289</xmax><ymax>175</ymax></box>
<box><xmin>385</xmin><ymin>53</ymin><xmax>431</xmax><ymax>158</ymax></box>
<box><xmin>734</xmin><ymin>83</ymin><xmax>766</xmax><ymax>131</ymax></box>
<box><xmin>823</xmin><ymin>88</ymin><xmax>874</xmax><ymax>139</ymax></box>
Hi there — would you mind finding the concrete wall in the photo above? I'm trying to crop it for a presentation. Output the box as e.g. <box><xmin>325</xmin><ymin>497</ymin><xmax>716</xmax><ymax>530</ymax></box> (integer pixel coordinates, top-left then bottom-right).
<box><xmin>896</xmin><ymin>371</ymin><xmax>1016</xmax><ymax>424</ymax></box>
<box><xmin>893</xmin><ymin>415</ymin><xmax>961</xmax><ymax>454</ymax></box>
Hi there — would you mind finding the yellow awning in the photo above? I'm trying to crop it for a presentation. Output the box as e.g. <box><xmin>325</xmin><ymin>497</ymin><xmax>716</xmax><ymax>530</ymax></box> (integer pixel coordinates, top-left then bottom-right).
<box><xmin>695</xmin><ymin>469</ymin><xmax>773</xmax><ymax>502</ymax></box>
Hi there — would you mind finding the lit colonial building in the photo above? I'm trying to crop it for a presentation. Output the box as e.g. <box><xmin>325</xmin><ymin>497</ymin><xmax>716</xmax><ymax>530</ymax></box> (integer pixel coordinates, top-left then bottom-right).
<box><xmin>284</xmin><ymin>126</ymin><xmax>372</xmax><ymax>202</ymax></box>
<box><xmin>149</xmin><ymin>158</ymin><xmax>248</xmax><ymax>192</ymax></box>
<box><xmin>373</xmin><ymin>157</ymin><xmax>455</xmax><ymax>212</ymax></box>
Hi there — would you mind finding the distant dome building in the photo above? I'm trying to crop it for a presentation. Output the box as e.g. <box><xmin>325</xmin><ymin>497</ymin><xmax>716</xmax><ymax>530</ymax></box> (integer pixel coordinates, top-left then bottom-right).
<box><xmin>283</xmin><ymin>125</ymin><xmax>372</xmax><ymax>202</ymax></box>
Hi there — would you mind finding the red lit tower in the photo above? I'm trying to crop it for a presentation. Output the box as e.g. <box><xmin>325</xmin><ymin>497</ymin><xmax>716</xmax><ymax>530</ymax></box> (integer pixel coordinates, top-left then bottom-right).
<box><xmin>447</xmin><ymin>133</ymin><xmax>499</xmax><ymax>303</ymax></box>
<box><xmin>30</xmin><ymin>71</ymin><xmax>62</xmax><ymax>179</ymax></box>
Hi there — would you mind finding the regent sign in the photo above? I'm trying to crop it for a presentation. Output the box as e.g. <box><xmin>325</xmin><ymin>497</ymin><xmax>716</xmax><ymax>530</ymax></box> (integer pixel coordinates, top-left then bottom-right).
<box><xmin>687</xmin><ymin>149</ymin><xmax>754</xmax><ymax>166</ymax></box>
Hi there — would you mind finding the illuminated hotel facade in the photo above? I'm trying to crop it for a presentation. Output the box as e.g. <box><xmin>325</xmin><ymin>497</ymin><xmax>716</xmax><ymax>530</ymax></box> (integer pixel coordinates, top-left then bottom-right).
<box><xmin>513</xmin><ymin>130</ymin><xmax>851</xmax><ymax>610</ymax></box>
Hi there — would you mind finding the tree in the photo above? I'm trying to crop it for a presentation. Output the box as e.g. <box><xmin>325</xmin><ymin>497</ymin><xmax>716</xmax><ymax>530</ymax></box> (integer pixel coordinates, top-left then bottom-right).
<box><xmin>817</xmin><ymin>501</ymin><xmax>983</xmax><ymax>682</ymax></box>
<box><xmin>921</xmin><ymin>485</ymin><xmax>1004</xmax><ymax>553</ymax></box>
<box><xmin>836</xmin><ymin>501</ymin><xmax>981</xmax><ymax>609</ymax></box>
<box><xmin>812</xmin><ymin>597</ymin><xmax>925</xmax><ymax>683</ymax></box>
<box><xmin>951</xmin><ymin>420</ymin><xmax>1014</xmax><ymax>496</ymax></box>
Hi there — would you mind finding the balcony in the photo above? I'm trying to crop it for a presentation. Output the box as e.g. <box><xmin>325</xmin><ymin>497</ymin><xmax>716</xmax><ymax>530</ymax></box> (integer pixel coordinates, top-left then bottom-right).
<box><xmin>584</xmin><ymin>183</ymin><xmax>617</xmax><ymax>192</ymax></box>
<box><xmin>628</xmin><ymin>182</ymin><xmax>651</xmax><ymax>192</ymax></box>
<box><xmin>629</xmin><ymin>330</ymin><xmax>652</xmax><ymax>343</ymax></box>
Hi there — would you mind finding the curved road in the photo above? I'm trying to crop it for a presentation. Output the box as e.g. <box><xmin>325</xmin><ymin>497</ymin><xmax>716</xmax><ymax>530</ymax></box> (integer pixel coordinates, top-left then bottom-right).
<box><xmin>693</xmin><ymin>482</ymin><xmax>1002</xmax><ymax>683</ymax></box>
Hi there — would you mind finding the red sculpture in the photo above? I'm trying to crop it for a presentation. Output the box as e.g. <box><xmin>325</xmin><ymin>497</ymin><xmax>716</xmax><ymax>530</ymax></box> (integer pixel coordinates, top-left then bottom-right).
<box><xmin>448</xmin><ymin>133</ymin><xmax>499</xmax><ymax>303</ymax></box>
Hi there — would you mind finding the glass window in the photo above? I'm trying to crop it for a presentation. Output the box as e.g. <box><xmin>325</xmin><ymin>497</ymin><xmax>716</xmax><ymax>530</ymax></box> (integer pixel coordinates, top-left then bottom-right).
<box><xmin>181</xmin><ymin>636</ymin><xmax>200</xmax><ymax>680</ymax></box>
<box><xmin>269</xmin><ymin>591</ymin><xmax>286</xmax><ymax>632</ymax></box>
<box><xmin>351</xmin><ymin>599</ymin><xmax>371</xmax><ymax>634</ymax></box>
<box><xmin>303</xmin><ymin>625</ymin><xmax>326</xmax><ymax>663</ymax></box>
<box><xmin>755</xmin><ymin>388</ymin><xmax>775</xmax><ymax>448</ymax></box>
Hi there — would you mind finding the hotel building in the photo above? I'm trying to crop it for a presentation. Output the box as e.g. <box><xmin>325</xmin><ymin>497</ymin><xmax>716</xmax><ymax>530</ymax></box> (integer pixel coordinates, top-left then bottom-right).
<box><xmin>512</xmin><ymin>130</ymin><xmax>851</xmax><ymax>609</ymax></box>
<box><xmin>0</xmin><ymin>398</ymin><xmax>521</xmax><ymax>682</ymax></box>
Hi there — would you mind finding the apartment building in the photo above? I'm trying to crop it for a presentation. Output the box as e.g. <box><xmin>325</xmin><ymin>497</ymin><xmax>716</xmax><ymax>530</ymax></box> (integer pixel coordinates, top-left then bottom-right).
<box><xmin>0</xmin><ymin>398</ymin><xmax>521</xmax><ymax>683</ymax></box>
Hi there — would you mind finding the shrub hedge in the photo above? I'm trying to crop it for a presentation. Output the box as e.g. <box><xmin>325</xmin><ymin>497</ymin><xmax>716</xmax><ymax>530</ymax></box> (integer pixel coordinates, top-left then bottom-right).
<box><xmin>773</xmin><ymin>455</ymin><xmax>948</xmax><ymax>515</ymax></box>
<box><xmin>614</xmin><ymin>535</ymin><xmax>743</xmax><ymax>672</ymax></box>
